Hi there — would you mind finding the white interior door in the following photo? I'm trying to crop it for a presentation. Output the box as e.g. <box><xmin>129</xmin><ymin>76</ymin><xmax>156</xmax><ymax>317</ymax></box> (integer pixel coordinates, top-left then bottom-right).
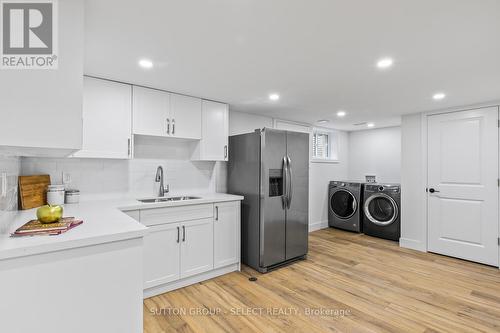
<box><xmin>427</xmin><ymin>107</ymin><xmax>499</xmax><ymax>266</ymax></box>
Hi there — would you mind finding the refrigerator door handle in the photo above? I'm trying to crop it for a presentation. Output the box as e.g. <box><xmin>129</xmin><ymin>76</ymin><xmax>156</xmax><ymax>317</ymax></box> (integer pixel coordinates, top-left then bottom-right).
<box><xmin>282</xmin><ymin>156</ymin><xmax>288</xmax><ymax>209</ymax></box>
<box><xmin>286</xmin><ymin>155</ymin><xmax>293</xmax><ymax>208</ymax></box>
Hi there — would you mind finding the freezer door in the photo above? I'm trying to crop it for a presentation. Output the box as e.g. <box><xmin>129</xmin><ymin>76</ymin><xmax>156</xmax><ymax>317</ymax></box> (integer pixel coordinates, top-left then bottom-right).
<box><xmin>260</xmin><ymin>128</ymin><xmax>287</xmax><ymax>267</ymax></box>
<box><xmin>285</xmin><ymin>131</ymin><xmax>309</xmax><ymax>260</ymax></box>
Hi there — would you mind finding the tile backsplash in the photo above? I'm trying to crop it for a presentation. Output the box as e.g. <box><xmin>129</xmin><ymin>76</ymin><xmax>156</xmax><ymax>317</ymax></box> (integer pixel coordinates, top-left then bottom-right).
<box><xmin>21</xmin><ymin>138</ymin><xmax>228</xmax><ymax>200</ymax></box>
<box><xmin>0</xmin><ymin>156</ymin><xmax>20</xmax><ymax>233</ymax></box>
<box><xmin>0</xmin><ymin>156</ymin><xmax>20</xmax><ymax>210</ymax></box>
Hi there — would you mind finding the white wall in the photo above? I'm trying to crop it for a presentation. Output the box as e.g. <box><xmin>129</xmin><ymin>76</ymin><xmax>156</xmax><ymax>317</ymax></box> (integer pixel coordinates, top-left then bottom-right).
<box><xmin>21</xmin><ymin>137</ymin><xmax>221</xmax><ymax>201</ymax></box>
<box><xmin>348</xmin><ymin>127</ymin><xmax>401</xmax><ymax>183</ymax></box>
<box><xmin>0</xmin><ymin>0</ymin><xmax>83</xmax><ymax>153</ymax></box>
<box><xmin>229</xmin><ymin>111</ymin><xmax>349</xmax><ymax>231</ymax></box>
<box><xmin>400</xmin><ymin>114</ymin><xmax>426</xmax><ymax>251</ymax></box>
<box><xmin>309</xmin><ymin>133</ymin><xmax>349</xmax><ymax>231</ymax></box>
<box><xmin>229</xmin><ymin>111</ymin><xmax>273</xmax><ymax>135</ymax></box>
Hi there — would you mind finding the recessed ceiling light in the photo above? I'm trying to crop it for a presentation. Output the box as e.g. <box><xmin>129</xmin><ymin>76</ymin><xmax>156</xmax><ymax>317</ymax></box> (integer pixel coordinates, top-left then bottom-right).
<box><xmin>337</xmin><ymin>110</ymin><xmax>346</xmax><ymax>117</ymax></box>
<box><xmin>376</xmin><ymin>57</ymin><xmax>393</xmax><ymax>69</ymax></box>
<box><xmin>269</xmin><ymin>93</ymin><xmax>280</xmax><ymax>101</ymax></box>
<box><xmin>138</xmin><ymin>59</ymin><xmax>153</xmax><ymax>69</ymax></box>
<box><xmin>317</xmin><ymin>120</ymin><xmax>329</xmax><ymax>124</ymax></box>
<box><xmin>367</xmin><ymin>123</ymin><xmax>375</xmax><ymax>128</ymax></box>
<box><xmin>433</xmin><ymin>92</ymin><xmax>446</xmax><ymax>100</ymax></box>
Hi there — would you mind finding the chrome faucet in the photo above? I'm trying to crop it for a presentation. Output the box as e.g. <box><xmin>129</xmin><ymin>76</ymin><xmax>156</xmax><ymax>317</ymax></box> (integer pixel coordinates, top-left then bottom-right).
<box><xmin>155</xmin><ymin>166</ymin><xmax>169</xmax><ymax>197</ymax></box>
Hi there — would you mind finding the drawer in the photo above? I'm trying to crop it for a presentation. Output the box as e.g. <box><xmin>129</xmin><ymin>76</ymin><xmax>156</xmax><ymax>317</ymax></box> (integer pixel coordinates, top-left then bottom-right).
<box><xmin>140</xmin><ymin>204</ymin><xmax>213</xmax><ymax>226</ymax></box>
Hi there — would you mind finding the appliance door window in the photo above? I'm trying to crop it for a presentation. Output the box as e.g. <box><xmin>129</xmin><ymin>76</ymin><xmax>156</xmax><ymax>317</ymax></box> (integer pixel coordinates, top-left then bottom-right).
<box><xmin>364</xmin><ymin>194</ymin><xmax>398</xmax><ymax>226</ymax></box>
<box><xmin>330</xmin><ymin>190</ymin><xmax>357</xmax><ymax>219</ymax></box>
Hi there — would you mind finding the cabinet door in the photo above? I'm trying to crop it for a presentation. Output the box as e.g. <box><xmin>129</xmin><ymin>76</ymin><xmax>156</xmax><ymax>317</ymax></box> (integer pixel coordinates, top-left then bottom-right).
<box><xmin>143</xmin><ymin>223</ymin><xmax>181</xmax><ymax>289</ymax></box>
<box><xmin>180</xmin><ymin>218</ymin><xmax>214</xmax><ymax>278</ymax></box>
<box><xmin>132</xmin><ymin>86</ymin><xmax>170</xmax><ymax>137</ymax></box>
<box><xmin>214</xmin><ymin>202</ymin><xmax>240</xmax><ymax>268</ymax></box>
<box><xmin>170</xmin><ymin>94</ymin><xmax>202</xmax><ymax>139</ymax></box>
<box><xmin>199</xmin><ymin>100</ymin><xmax>229</xmax><ymax>161</ymax></box>
<box><xmin>73</xmin><ymin>77</ymin><xmax>132</xmax><ymax>159</ymax></box>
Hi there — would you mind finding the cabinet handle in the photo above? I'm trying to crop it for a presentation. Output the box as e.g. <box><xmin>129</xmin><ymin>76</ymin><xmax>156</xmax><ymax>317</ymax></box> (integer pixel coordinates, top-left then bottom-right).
<box><xmin>172</xmin><ymin>119</ymin><xmax>175</xmax><ymax>135</ymax></box>
<box><xmin>127</xmin><ymin>138</ymin><xmax>131</xmax><ymax>157</ymax></box>
<box><xmin>166</xmin><ymin>118</ymin><xmax>170</xmax><ymax>135</ymax></box>
<box><xmin>182</xmin><ymin>225</ymin><xmax>186</xmax><ymax>242</ymax></box>
<box><xmin>176</xmin><ymin>226</ymin><xmax>180</xmax><ymax>243</ymax></box>
<box><xmin>215</xmin><ymin>206</ymin><xmax>219</xmax><ymax>221</ymax></box>
<box><xmin>224</xmin><ymin>145</ymin><xmax>228</xmax><ymax>159</ymax></box>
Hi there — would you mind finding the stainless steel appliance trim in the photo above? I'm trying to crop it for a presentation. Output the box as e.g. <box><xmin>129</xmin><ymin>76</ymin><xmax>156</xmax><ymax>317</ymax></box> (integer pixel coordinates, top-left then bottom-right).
<box><xmin>286</xmin><ymin>155</ymin><xmax>292</xmax><ymax>209</ymax></box>
<box><xmin>363</xmin><ymin>193</ymin><xmax>399</xmax><ymax>226</ymax></box>
<box><xmin>282</xmin><ymin>155</ymin><xmax>288</xmax><ymax>209</ymax></box>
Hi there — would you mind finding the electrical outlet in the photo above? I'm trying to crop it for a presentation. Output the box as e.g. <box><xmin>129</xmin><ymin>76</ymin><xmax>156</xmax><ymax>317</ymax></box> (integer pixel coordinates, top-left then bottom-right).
<box><xmin>62</xmin><ymin>172</ymin><xmax>72</xmax><ymax>185</ymax></box>
<box><xmin>1</xmin><ymin>172</ymin><xmax>7</xmax><ymax>198</ymax></box>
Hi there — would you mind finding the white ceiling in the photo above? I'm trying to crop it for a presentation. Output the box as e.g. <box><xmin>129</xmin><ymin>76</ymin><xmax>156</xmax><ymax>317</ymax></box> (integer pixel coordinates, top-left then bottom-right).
<box><xmin>84</xmin><ymin>0</ymin><xmax>500</xmax><ymax>131</ymax></box>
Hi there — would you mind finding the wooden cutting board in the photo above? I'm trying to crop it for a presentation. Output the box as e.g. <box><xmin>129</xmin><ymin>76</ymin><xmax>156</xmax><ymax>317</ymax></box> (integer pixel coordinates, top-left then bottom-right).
<box><xmin>18</xmin><ymin>175</ymin><xmax>51</xmax><ymax>210</ymax></box>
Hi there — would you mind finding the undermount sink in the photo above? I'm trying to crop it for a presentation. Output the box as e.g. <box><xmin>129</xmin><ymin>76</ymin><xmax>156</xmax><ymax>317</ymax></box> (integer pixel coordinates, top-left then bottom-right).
<box><xmin>138</xmin><ymin>196</ymin><xmax>201</xmax><ymax>203</ymax></box>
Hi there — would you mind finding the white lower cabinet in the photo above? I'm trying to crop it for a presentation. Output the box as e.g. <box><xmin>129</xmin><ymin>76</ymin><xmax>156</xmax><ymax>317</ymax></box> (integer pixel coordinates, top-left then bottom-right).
<box><xmin>143</xmin><ymin>223</ymin><xmax>181</xmax><ymax>289</ymax></box>
<box><xmin>214</xmin><ymin>202</ymin><xmax>240</xmax><ymax>268</ymax></box>
<box><xmin>138</xmin><ymin>201</ymin><xmax>241</xmax><ymax>297</ymax></box>
<box><xmin>180</xmin><ymin>218</ymin><xmax>214</xmax><ymax>278</ymax></box>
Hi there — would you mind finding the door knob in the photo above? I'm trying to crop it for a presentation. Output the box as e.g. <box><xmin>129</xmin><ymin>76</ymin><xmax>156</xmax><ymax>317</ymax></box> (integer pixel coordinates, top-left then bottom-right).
<box><xmin>428</xmin><ymin>188</ymin><xmax>440</xmax><ymax>193</ymax></box>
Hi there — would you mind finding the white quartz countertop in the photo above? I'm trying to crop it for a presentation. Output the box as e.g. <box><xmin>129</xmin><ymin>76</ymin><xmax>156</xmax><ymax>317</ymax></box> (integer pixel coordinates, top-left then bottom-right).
<box><xmin>0</xmin><ymin>193</ymin><xmax>243</xmax><ymax>260</ymax></box>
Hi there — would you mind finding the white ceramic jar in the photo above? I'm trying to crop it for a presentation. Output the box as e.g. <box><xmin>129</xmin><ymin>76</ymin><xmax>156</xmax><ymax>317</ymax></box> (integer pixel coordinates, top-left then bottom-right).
<box><xmin>65</xmin><ymin>189</ymin><xmax>80</xmax><ymax>204</ymax></box>
<box><xmin>47</xmin><ymin>185</ymin><xmax>65</xmax><ymax>205</ymax></box>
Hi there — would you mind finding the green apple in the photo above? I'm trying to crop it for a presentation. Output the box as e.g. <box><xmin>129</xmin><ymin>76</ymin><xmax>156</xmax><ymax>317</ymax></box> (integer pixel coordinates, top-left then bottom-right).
<box><xmin>37</xmin><ymin>205</ymin><xmax>64</xmax><ymax>223</ymax></box>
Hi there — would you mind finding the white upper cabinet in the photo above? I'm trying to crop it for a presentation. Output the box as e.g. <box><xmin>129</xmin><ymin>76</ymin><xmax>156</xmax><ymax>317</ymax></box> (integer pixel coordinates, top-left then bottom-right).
<box><xmin>192</xmin><ymin>100</ymin><xmax>229</xmax><ymax>161</ymax></box>
<box><xmin>132</xmin><ymin>86</ymin><xmax>170</xmax><ymax>137</ymax></box>
<box><xmin>73</xmin><ymin>77</ymin><xmax>132</xmax><ymax>159</ymax></box>
<box><xmin>132</xmin><ymin>86</ymin><xmax>201</xmax><ymax>140</ymax></box>
<box><xmin>170</xmin><ymin>94</ymin><xmax>202</xmax><ymax>139</ymax></box>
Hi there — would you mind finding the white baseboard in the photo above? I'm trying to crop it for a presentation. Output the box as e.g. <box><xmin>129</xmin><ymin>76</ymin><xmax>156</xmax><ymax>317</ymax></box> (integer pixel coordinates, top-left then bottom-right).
<box><xmin>143</xmin><ymin>263</ymin><xmax>239</xmax><ymax>299</ymax></box>
<box><xmin>399</xmin><ymin>237</ymin><xmax>426</xmax><ymax>252</ymax></box>
<box><xmin>309</xmin><ymin>220</ymin><xmax>329</xmax><ymax>232</ymax></box>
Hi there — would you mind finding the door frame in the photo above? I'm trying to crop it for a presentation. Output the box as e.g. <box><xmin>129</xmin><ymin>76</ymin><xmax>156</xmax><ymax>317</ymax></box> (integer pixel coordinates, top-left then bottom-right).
<box><xmin>420</xmin><ymin>103</ymin><xmax>500</xmax><ymax>267</ymax></box>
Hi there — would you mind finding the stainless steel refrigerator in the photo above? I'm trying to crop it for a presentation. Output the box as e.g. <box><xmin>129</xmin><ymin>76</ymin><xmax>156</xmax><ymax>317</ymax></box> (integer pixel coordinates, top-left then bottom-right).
<box><xmin>228</xmin><ymin>128</ymin><xmax>309</xmax><ymax>273</ymax></box>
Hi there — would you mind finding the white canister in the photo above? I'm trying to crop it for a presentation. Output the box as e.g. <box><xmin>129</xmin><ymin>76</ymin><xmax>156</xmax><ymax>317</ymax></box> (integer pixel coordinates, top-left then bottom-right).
<box><xmin>65</xmin><ymin>189</ymin><xmax>80</xmax><ymax>204</ymax></box>
<box><xmin>47</xmin><ymin>185</ymin><xmax>65</xmax><ymax>205</ymax></box>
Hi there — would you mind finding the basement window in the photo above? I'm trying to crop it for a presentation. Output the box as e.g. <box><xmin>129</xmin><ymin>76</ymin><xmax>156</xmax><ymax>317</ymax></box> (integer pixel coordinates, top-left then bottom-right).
<box><xmin>312</xmin><ymin>129</ymin><xmax>339</xmax><ymax>162</ymax></box>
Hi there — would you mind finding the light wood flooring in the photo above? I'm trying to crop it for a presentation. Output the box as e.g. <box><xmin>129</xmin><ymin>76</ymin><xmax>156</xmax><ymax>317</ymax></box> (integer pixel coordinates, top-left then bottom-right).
<box><xmin>143</xmin><ymin>228</ymin><xmax>500</xmax><ymax>333</ymax></box>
